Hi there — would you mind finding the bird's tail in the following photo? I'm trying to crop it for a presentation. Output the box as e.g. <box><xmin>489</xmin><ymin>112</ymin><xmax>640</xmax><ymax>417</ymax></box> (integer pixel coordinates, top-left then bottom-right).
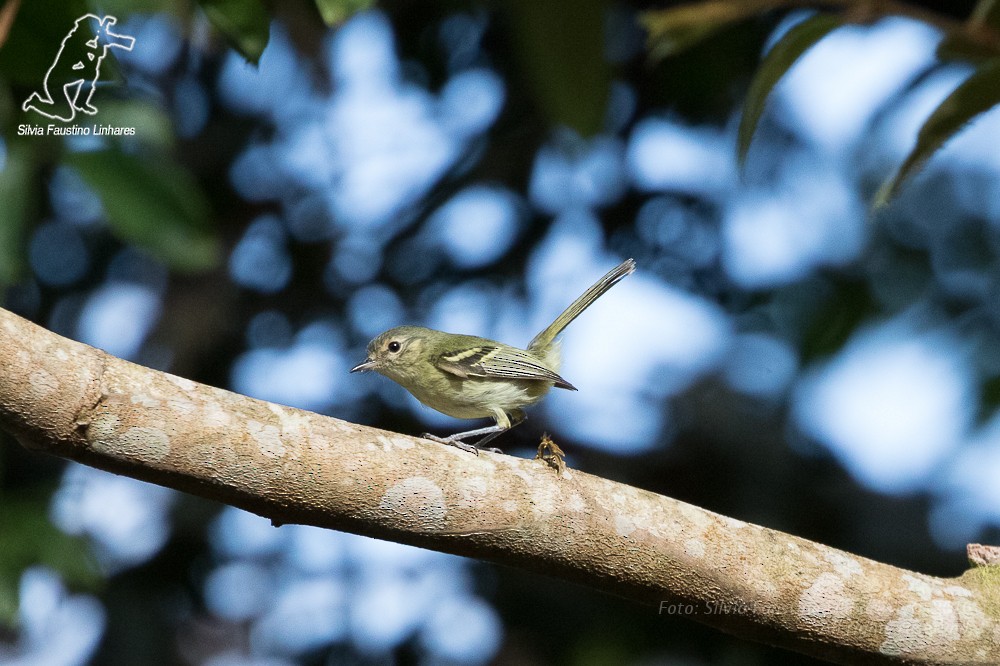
<box><xmin>528</xmin><ymin>258</ymin><xmax>635</xmax><ymax>354</ymax></box>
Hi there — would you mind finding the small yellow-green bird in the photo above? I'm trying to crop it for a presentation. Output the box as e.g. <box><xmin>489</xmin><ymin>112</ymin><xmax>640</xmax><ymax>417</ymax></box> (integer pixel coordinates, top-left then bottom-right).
<box><xmin>351</xmin><ymin>258</ymin><xmax>635</xmax><ymax>452</ymax></box>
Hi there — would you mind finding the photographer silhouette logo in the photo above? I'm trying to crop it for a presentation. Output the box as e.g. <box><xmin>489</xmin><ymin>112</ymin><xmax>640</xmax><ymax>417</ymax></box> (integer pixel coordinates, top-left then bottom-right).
<box><xmin>22</xmin><ymin>14</ymin><xmax>135</xmax><ymax>123</ymax></box>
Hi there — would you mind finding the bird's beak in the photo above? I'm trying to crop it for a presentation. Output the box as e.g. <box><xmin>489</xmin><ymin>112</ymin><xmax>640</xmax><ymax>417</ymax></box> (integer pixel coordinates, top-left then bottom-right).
<box><xmin>350</xmin><ymin>358</ymin><xmax>376</xmax><ymax>373</ymax></box>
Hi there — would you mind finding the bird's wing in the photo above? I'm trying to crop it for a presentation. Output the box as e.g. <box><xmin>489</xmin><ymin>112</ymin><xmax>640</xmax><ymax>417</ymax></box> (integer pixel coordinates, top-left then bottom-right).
<box><xmin>435</xmin><ymin>345</ymin><xmax>577</xmax><ymax>390</ymax></box>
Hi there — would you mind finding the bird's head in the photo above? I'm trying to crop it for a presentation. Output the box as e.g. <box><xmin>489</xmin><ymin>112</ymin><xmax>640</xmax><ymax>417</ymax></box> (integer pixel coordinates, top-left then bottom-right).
<box><xmin>350</xmin><ymin>326</ymin><xmax>430</xmax><ymax>383</ymax></box>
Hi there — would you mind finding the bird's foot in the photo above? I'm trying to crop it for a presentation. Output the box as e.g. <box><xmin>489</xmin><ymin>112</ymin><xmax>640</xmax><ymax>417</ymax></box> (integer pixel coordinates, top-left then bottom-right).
<box><xmin>421</xmin><ymin>433</ymin><xmax>503</xmax><ymax>455</ymax></box>
<box><xmin>422</xmin><ymin>433</ymin><xmax>480</xmax><ymax>455</ymax></box>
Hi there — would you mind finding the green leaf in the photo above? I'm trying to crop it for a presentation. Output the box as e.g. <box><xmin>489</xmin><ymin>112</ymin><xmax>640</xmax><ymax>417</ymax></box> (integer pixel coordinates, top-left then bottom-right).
<box><xmin>87</xmin><ymin>0</ymin><xmax>178</xmax><ymax>13</ymax></box>
<box><xmin>981</xmin><ymin>374</ymin><xmax>1000</xmax><ymax>416</ymax></box>
<box><xmin>937</xmin><ymin>0</ymin><xmax>1000</xmax><ymax>63</ymax></box>
<box><xmin>641</xmin><ymin>4</ymin><xmax>770</xmax><ymax>60</ymax></box>
<box><xmin>0</xmin><ymin>496</ymin><xmax>101</xmax><ymax>627</ymax></box>
<box><xmin>505</xmin><ymin>0</ymin><xmax>611</xmax><ymax>137</ymax></box>
<box><xmin>0</xmin><ymin>0</ymin><xmax>97</xmax><ymax>86</ymax></box>
<box><xmin>969</xmin><ymin>0</ymin><xmax>1000</xmax><ymax>30</ymax></box>
<box><xmin>91</xmin><ymin>99</ymin><xmax>175</xmax><ymax>150</ymax></box>
<box><xmin>64</xmin><ymin>150</ymin><xmax>219</xmax><ymax>272</ymax></box>
<box><xmin>197</xmin><ymin>0</ymin><xmax>270</xmax><ymax>65</ymax></box>
<box><xmin>0</xmin><ymin>141</ymin><xmax>38</xmax><ymax>286</ymax></box>
<box><xmin>801</xmin><ymin>280</ymin><xmax>875</xmax><ymax>362</ymax></box>
<box><xmin>314</xmin><ymin>0</ymin><xmax>374</xmax><ymax>27</ymax></box>
<box><xmin>737</xmin><ymin>13</ymin><xmax>843</xmax><ymax>165</ymax></box>
<box><xmin>936</xmin><ymin>32</ymin><xmax>999</xmax><ymax>64</ymax></box>
<box><xmin>877</xmin><ymin>59</ymin><xmax>1000</xmax><ymax>206</ymax></box>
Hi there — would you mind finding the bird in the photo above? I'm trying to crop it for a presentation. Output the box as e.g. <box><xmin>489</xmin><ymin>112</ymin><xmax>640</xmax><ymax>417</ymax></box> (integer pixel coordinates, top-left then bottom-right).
<box><xmin>351</xmin><ymin>258</ymin><xmax>636</xmax><ymax>453</ymax></box>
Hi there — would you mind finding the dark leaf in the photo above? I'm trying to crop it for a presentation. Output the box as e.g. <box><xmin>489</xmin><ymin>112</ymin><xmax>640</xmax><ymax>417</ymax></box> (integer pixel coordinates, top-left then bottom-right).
<box><xmin>197</xmin><ymin>0</ymin><xmax>270</xmax><ymax>65</ymax></box>
<box><xmin>0</xmin><ymin>497</ymin><xmax>100</xmax><ymax>627</ymax></box>
<box><xmin>64</xmin><ymin>149</ymin><xmax>219</xmax><ymax>272</ymax></box>
<box><xmin>0</xmin><ymin>141</ymin><xmax>37</xmax><ymax>285</ymax></box>
<box><xmin>938</xmin><ymin>2</ymin><xmax>1000</xmax><ymax>66</ymax></box>
<box><xmin>737</xmin><ymin>13</ymin><xmax>843</xmax><ymax>166</ymax></box>
<box><xmin>314</xmin><ymin>0</ymin><xmax>374</xmax><ymax>27</ymax></box>
<box><xmin>0</xmin><ymin>0</ymin><xmax>114</xmax><ymax>87</ymax></box>
<box><xmin>936</xmin><ymin>32</ymin><xmax>999</xmax><ymax>63</ymax></box>
<box><xmin>800</xmin><ymin>279</ymin><xmax>876</xmax><ymax>363</ymax></box>
<box><xmin>641</xmin><ymin>3</ymin><xmax>771</xmax><ymax>60</ymax></box>
<box><xmin>877</xmin><ymin>59</ymin><xmax>1000</xmax><ymax>205</ymax></box>
<box><xmin>969</xmin><ymin>0</ymin><xmax>1000</xmax><ymax>31</ymax></box>
<box><xmin>504</xmin><ymin>0</ymin><xmax>611</xmax><ymax>136</ymax></box>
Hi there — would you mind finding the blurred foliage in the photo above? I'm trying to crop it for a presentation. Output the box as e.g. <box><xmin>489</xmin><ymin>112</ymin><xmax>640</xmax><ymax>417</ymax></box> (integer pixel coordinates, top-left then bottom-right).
<box><xmin>0</xmin><ymin>0</ymin><xmax>391</xmax><ymax>286</ymax></box>
<box><xmin>969</xmin><ymin>0</ymin><xmax>1000</xmax><ymax>29</ymax></box>
<box><xmin>503</xmin><ymin>0</ymin><xmax>611</xmax><ymax>136</ymax></box>
<box><xmin>314</xmin><ymin>0</ymin><xmax>376</xmax><ymax>27</ymax></box>
<box><xmin>0</xmin><ymin>0</ymin><xmax>100</xmax><ymax>86</ymax></box>
<box><xmin>736</xmin><ymin>12</ymin><xmax>843</xmax><ymax>165</ymax></box>
<box><xmin>877</xmin><ymin>58</ymin><xmax>1000</xmax><ymax>203</ymax></box>
<box><xmin>0</xmin><ymin>495</ymin><xmax>100</xmax><ymax>626</ymax></box>
<box><xmin>647</xmin><ymin>0</ymin><xmax>1000</xmax><ymax>200</ymax></box>
<box><xmin>196</xmin><ymin>0</ymin><xmax>270</xmax><ymax>63</ymax></box>
<box><xmin>63</xmin><ymin>150</ymin><xmax>219</xmax><ymax>272</ymax></box>
<box><xmin>641</xmin><ymin>1</ymin><xmax>781</xmax><ymax>59</ymax></box>
<box><xmin>802</xmin><ymin>279</ymin><xmax>877</xmax><ymax>362</ymax></box>
<box><xmin>3</xmin><ymin>0</ymin><xmax>1000</xmax><ymax>664</ymax></box>
<box><xmin>0</xmin><ymin>140</ymin><xmax>36</xmax><ymax>283</ymax></box>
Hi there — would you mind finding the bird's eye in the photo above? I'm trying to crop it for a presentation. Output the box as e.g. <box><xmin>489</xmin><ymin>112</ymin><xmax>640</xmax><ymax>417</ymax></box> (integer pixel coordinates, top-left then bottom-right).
<box><xmin>387</xmin><ymin>341</ymin><xmax>401</xmax><ymax>353</ymax></box>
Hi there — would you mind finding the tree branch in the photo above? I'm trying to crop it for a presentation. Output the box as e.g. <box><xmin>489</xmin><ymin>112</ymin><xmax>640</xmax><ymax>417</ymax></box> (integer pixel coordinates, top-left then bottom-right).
<box><xmin>0</xmin><ymin>306</ymin><xmax>997</xmax><ymax>664</ymax></box>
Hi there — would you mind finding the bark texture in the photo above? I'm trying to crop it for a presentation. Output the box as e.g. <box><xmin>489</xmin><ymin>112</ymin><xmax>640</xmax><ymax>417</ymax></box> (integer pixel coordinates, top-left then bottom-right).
<box><xmin>0</xmin><ymin>307</ymin><xmax>998</xmax><ymax>664</ymax></box>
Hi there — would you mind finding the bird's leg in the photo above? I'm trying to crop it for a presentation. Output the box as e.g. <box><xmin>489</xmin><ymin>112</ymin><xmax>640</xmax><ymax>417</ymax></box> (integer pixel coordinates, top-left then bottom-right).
<box><xmin>422</xmin><ymin>410</ymin><xmax>525</xmax><ymax>454</ymax></box>
<box><xmin>475</xmin><ymin>409</ymin><xmax>525</xmax><ymax>450</ymax></box>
